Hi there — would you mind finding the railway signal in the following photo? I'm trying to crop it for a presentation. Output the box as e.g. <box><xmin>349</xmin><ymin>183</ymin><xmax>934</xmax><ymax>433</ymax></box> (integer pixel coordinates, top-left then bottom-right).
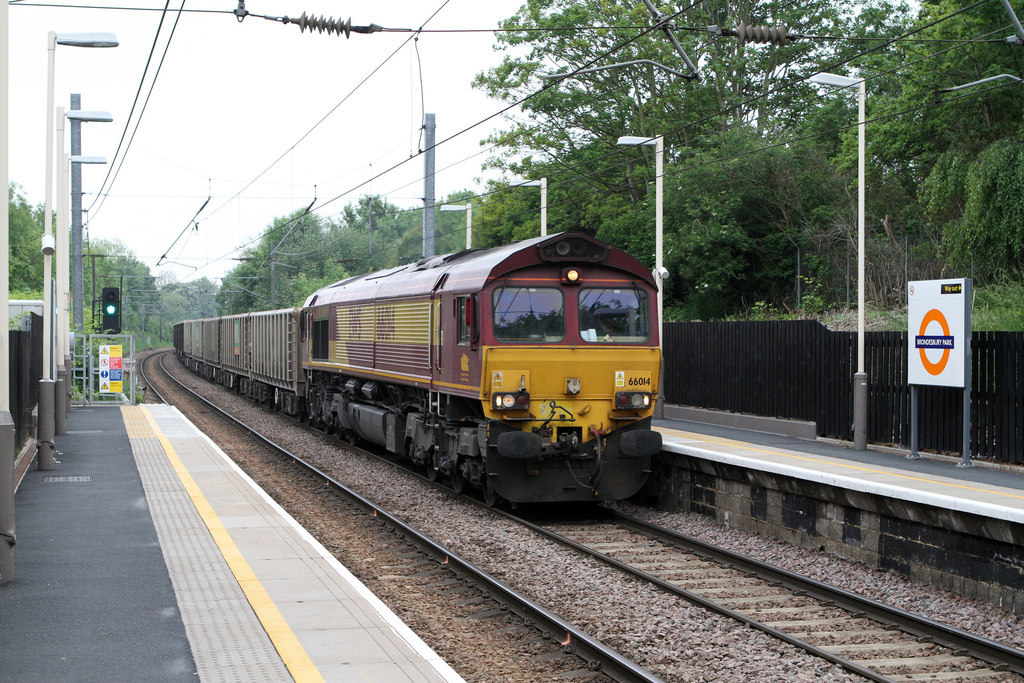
<box><xmin>100</xmin><ymin>287</ymin><xmax>121</xmax><ymax>333</ymax></box>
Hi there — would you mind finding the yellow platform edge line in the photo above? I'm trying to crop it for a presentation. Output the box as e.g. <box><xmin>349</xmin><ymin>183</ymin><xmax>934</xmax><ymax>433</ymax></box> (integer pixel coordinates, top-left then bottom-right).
<box><xmin>656</xmin><ymin>426</ymin><xmax>1024</xmax><ymax>503</ymax></box>
<box><xmin>123</xmin><ymin>406</ymin><xmax>324</xmax><ymax>683</ymax></box>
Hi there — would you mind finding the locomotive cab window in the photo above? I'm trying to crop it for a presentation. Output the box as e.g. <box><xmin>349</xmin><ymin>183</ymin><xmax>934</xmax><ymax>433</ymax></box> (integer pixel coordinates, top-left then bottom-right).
<box><xmin>456</xmin><ymin>296</ymin><xmax>472</xmax><ymax>345</ymax></box>
<box><xmin>579</xmin><ymin>288</ymin><xmax>650</xmax><ymax>343</ymax></box>
<box><xmin>492</xmin><ymin>287</ymin><xmax>565</xmax><ymax>343</ymax></box>
<box><xmin>311</xmin><ymin>317</ymin><xmax>330</xmax><ymax>360</ymax></box>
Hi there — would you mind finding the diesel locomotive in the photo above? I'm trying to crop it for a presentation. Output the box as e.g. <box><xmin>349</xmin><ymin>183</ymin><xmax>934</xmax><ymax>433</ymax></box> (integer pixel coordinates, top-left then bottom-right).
<box><xmin>174</xmin><ymin>232</ymin><xmax>663</xmax><ymax>505</ymax></box>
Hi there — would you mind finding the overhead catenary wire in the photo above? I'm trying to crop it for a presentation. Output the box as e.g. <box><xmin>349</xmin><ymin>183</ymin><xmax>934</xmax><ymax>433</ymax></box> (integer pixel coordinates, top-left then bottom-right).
<box><xmin>44</xmin><ymin>0</ymin><xmax>1003</xmax><ymax>282</ymax></box>
<box><xmin>182</xmin><ymin>0</ymin><xmax>992</xmax><ymax>280</ymax></box>
<box><xmin>303</xmin><ymin>4</ymin><xmax>1019</xmax><ymax>268</ymax></box>
<box><xmin>156</xmin><ymin>187</ymin><xmax>211</xmax><ymax>266</ymax></box>
<box><xmin>86</xmin><ymin>0</ymin><xmax>187</xmax><ymax>220</ymax></box>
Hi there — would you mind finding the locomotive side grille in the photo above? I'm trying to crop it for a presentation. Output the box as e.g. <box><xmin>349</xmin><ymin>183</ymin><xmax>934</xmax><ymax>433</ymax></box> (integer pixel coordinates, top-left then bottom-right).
<box><xmin>376</xmin><ymin>300</ymin><xmax>430</xmax><ymax>371</ymax></box>
<box><xmin>333</xmin><ymin>300</ymin><xmax>431</xmax><ymax>371</ymax></box>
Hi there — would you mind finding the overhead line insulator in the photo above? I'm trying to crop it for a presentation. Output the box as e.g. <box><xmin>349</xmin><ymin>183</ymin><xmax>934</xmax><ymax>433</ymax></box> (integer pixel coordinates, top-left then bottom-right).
<box><xmin>283</xmin><ymin>12</ymin><xmax>383</xmax><ymax>38</ymax></box>
<box><xmin>736</xmin><ymin>24</ymin><xmax>790</xmax><ymax>46</ymax></box>
<box><xmin>709</xmin><ymin>24</ymin><xmax>799</xmax><ymax>46</ymax></box>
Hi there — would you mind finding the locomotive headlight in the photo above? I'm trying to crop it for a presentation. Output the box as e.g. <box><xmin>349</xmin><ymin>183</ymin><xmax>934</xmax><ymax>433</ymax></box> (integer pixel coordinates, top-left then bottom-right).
<box><xmin>494</xmin><ymin>392</ymin><xmax>531</xmax><ymax>411</ymax></box>
<box><xmin>615</xmin><ymin>392</ymin><xmax>652</xmax><ymax>410</ymax></box>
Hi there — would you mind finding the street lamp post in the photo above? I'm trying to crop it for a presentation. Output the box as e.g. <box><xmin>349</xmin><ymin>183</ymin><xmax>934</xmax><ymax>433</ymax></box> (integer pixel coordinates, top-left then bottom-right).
<box><xmin>38</xmin><ymin>31</ymin><xmax>118</xmax><ymax>470</ymax></box>
<box><xmin>617</xmin><ymin>135</ymin><xmax>666</xmax><ymax>418</ymax></box>
<box><xmin>810</xmin><ymin>71</ymin><xmax>868</xmax><ymax>450</ymax></box>
<box><xmin>509</xmin><ymin>178</ymin><xmax>547</xmax><ymax>236</ymax></box>
<box><xmin>2</xmin><ymin>0</ymin><xmax>15</xmax><ymax>583</ymax></box>
<box><xmin>66</xmin><ymin>106</ymin><xmax>112</xmax><ymax>405</ymax></box>
<box><xmin>440</xmin><ymin>202</ymin><xmax>473</xmax><ymax>250</ymax></box>
<box><xmin>69</xmin><ymin>105</ymin><xmax>112</xmax><ymax>329</ymax></box>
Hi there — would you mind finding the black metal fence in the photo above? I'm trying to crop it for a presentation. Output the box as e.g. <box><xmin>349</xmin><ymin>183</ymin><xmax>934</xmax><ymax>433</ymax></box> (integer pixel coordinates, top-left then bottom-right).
<box><xmin>7</xmin><ymin>313</ymin><xmax>42</xmax><ymax>447</ymax></box>
<box><xmin>663</xmin><ymin>321</ymin><xmax>1024</xmax><ymax>464</ymax></box>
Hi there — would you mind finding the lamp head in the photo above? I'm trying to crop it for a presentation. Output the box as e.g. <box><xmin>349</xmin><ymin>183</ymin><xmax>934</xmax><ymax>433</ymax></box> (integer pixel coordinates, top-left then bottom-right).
<box><xmin>808</xmin><ymin>72</ymin><xmax>861</xmax><ymax>88</ymax></box>
<box><xmin>67</xmin><ymin>110</ymin><xmax>114</xmax><ymax>123</ymax></box>
<box><xmin>55</xmin><ymin>32</ymin><xmax>119</xmax><ymax>48</ymax></box>
<box><xmin>617</xmin><ymin>135</ymin><xmax>657</xmax><ymax>147</ymax></box>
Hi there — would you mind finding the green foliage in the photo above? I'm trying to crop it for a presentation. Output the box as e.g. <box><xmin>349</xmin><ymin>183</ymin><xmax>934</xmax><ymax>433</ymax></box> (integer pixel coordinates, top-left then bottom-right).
<box><xmin>8</xmin><ymin>184</ymin><xmax>44</xmax><ymax>293</ymax></box>
<box><xmin>943</xmin><ymin>139</ymin><xmax>1024</xmax><ymax>278</ymax></box>
<box><xmin>972</xmin><ymin>281</ymin><xmax>1024</xmax><ymax>331</ymax></box>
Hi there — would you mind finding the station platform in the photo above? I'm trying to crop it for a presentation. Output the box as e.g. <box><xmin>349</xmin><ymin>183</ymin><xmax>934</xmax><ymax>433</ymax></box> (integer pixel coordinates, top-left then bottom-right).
<box><xmin>2</xmin><ymin>404</ymin><xmax>463</xmax><ymax>683</ymax></box>
<box><xmin>653</xmin><ymin>415</ymin><xmax>1024</xmax><ymax>525</ymax></box>
<box><xmin>651</xmin><ymin>414</ymin><xmax>1024</xmax><ymax>614</ymax></box>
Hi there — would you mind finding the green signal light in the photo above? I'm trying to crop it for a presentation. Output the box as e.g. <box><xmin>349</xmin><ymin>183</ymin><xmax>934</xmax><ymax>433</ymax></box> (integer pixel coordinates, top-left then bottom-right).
<box><xmin>106</xmin><ymin>304</ymin><xmax>117</xmax><ymax>315</ymax></box>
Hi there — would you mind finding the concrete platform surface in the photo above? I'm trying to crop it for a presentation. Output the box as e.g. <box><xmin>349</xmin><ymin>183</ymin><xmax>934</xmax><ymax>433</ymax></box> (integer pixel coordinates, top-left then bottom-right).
<box><xmin>1</xmin><ymin>405</ymin><xmax>465</xmax><ymax>683</ymax></box>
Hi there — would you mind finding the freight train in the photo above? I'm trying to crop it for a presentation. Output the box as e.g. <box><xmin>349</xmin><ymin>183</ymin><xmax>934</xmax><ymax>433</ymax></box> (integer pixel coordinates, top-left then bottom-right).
<box><xmin>174</xmin><ymin>232</ymin><xmax>663</xmax><ymax>505</ymax></box>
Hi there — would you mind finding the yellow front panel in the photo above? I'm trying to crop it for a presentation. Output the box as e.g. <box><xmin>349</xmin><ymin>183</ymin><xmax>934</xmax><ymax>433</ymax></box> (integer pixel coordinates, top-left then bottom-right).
<box><xmin>481</xmin><ymin>346</ymin><xmax>661</xmax><ymax>441</ymax></box>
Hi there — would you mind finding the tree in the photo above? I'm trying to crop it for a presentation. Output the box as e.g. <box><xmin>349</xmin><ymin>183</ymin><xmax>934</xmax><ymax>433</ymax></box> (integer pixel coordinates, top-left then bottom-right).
<box><xmin>8</xmin><ymin>184</ymin><xmax>44</xmax><ymax>296</ymax></box>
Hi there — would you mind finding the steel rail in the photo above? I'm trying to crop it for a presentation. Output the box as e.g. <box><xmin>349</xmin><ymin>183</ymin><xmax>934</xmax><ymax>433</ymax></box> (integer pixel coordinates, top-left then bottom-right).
<box><xmin>496</xmin><ymin>507</ymin><xmax>893</xmax><ymax>682</ymax></box>
<box><xmin>605</xmin><ymin>508</ymin><xmax>1024</xmax><ymax>676</ymax></box>
<box><xmin>143</xmin><ymin>351</ymin><xmax>664</xmax><ymax>683</ymax></box>
<box><xmin>499</xmin><ymin>504</ymin><xmax>1024</xmax><ymax>680</ymax></box>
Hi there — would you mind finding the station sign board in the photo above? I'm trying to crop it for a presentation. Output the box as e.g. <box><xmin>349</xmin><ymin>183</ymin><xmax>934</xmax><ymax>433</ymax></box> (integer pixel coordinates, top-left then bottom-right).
<box><xmin>907</xmin><ymin>279</ymin><xmax>971</xmax><ymax>388</ymax></box>
<box><xmin>98</xmin><ymin>344</ymin><xmax>124</xmax><ymax>394</ymax></box>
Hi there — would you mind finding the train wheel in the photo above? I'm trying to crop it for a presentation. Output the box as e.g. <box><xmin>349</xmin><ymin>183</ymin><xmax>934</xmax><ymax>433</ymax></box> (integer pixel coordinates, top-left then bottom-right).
<box><xmin>451</xmin><ymin>470</ymin><xmax>466</xmax><ymax>494</ymax></box>
<box><xmin>426</xmin><ymin>462</ymin><xmax>440</xmax><ymax>482</ymax></box>
<box><xmin>482</xmin><ymin>476</ymin><xmax>499</xmax><ymax>507</ymax></box>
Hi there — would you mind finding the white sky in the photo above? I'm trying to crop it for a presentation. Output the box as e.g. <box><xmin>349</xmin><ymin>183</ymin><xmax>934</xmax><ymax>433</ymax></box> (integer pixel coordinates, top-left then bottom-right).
<box><xmin>8</xmin><ymin>0</ymin><xmax>524</xmax><ymax>284</ymax></box>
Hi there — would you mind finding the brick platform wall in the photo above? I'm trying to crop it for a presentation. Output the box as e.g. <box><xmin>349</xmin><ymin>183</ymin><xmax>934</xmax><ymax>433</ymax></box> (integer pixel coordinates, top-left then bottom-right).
<box><xmin>642</xmin><ymin>452</ymin><xmax>1024</xmax><ymax>615</ymax></box>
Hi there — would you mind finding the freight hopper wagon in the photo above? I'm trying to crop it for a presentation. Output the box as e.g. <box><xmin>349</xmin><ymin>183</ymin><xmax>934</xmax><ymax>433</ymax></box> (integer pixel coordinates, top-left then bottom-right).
<box><xmin>302</xmin><ymin>232</ymin><xmax>662</xmax><ymax>504</ymax></box>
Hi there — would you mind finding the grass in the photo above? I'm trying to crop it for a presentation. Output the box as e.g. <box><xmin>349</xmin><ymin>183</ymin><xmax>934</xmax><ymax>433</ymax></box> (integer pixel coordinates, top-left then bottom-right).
<box><xmin>742</xmin><ymin>282</ymin><xmax>1024</xmax><ymax>332</ymax></box>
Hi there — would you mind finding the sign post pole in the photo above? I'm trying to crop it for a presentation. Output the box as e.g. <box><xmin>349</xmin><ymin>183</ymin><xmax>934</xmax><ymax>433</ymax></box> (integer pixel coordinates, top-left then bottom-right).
<box><xmin>958</xmin><ymin>280</ymin><xmax>973</xmax><ymax>468</ymax></box>
<box><xmin>907</xmin><ymin>278</ymin><xmax>972</xmax><ymax>467</ymax></box>
<box><xmin>908</xmin><ymin>385</ymin><xmax>919</xmax><ymax>459</ymax></box>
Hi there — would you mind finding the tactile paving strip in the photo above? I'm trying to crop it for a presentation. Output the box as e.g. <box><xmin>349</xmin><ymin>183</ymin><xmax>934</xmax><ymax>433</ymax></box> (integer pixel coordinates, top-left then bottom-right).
<box><xmin>122</xmin><ymin>406</ymin><xmax>293</xmax><ymax>682</ymax></box>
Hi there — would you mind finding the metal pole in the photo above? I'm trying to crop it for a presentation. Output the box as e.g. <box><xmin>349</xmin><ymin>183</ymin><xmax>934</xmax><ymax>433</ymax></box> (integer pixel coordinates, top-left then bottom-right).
<box><xmin>1</xmin><ymin>0</ymin><xmax>17</xmax><ymax>583</ymax></box>
<box><xmin>37</xmin><ymin>380</ymin><xmax>55</xmax><ymax>470</ymax></box>
<box><xmin>56</xmin><ymin>110</ymin><xmax>70</xmax><ymax>430</ymax></box>
<box><xmin>55</xmin><ymin>142</ymin><xmax>68</xmax><ymax>436</ymax></box>
<box><xmin>56</xmin><ymin>115</ymin><xmax>67</xmax><ymax>368</ymax></box>
<box><xmin>540</xmin><ymin>177</ymin><xmax>548</xmax><ymax>236</ymax></box>
<box><xmin>43</xmin><ymin>33</ymin><xmax>56</xmax><ymax>383</ymax></box>
<box><xmin>71</xmin><ymin>94</ymin><xmax>84</xmax><ymax>334</ymax></box>
<box><xmin>39</xmin><ymin>43</ymin><xmax>57</xmax><ymax>469</ymax></box>
<box><xmin>853</xmin><ymin>79</ymin><xmax>868</xmax><ymax>450</ymax></box>
<box><xmin>907</xmin><ymin>384</ymin><xmax>919</xmax><ymax>459</ymax></box>
<box><xmin>796</xmin><ymin>245</ymin><xmax>801</xmax><ymax>310</ymax></box>
<box><xmin>654</xmin><ymin>136</ymin><xmax>665</xmax><ymax>419</ymax></box>
<box><xmin>958</xmin><ymin>279</ymin><xmax>974</xmax><ymax>468</ymax></box>
<box><xmin>422</xmin><ymin>113</ymin><xmax>436</xmax><ymax>258</ymax></box>
<box><xmin>465</xmin><ymin>202</ymin><xmax>472</xmax><ymax>250</ymax></box>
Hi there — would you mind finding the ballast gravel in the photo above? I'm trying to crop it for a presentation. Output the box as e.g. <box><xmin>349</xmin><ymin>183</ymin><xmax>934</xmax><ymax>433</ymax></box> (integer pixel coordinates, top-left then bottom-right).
<box><xmin>160</xmin><ymin>356</ymin><xmax>1024</xmax><ymax>682</ymax></box>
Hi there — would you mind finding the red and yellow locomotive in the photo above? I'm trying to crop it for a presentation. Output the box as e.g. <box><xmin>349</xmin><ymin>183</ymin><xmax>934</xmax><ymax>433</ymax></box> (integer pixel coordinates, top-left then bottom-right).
<box><xmin>175</xmin><ymin>232</ymin><xmax>662</xmax><ymax>504</ymax></box>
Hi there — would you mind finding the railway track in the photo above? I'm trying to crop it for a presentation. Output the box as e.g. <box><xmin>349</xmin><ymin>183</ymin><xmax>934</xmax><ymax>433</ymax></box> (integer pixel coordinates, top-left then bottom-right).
<box><xmin>145</xmin><ymin>349</ymin><xmax>1024</xmax><ymax>682</ymax></box>
<box><xmin>142</xmin><ymin>350</ymin><xmax>661</xmax><ymax>683</ymax></box>
<box><xmin>504</xmin><ymin>511</ymin><xmax>1024</xmax><ymax>682</ymax></box>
